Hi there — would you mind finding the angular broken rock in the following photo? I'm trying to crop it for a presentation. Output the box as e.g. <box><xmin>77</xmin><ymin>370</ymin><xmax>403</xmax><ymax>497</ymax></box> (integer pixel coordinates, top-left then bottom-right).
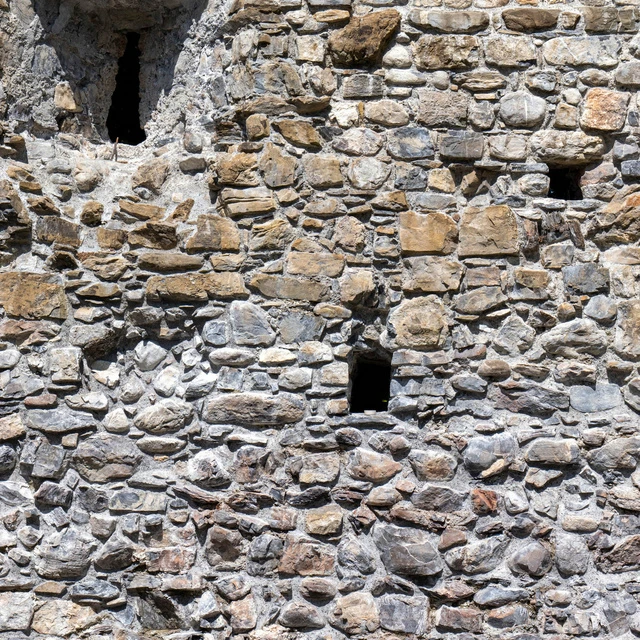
<box><xmin>524</xmin><ymin>438</ymin><xmax>580</xmax><ymax>466</ymax></box>
<box><xmin>31</xmin><ymin>600</ymin><xmax>96</xmax><ymax>637</ymax></box>
<box><xmin>187</xmin><ymin>450</ymin><xmax>230</xmax><ymax>488</ymax></box>
<box><xmin>541</xmin><ymin>319</ymin><xmax>608</xmax><ymax>358</ymax></box>
<box><xmin>374</xmin><ymin>523</ymin><xmax>443</xmax><ymax>576</ymax></box>
<box><xmin>598</xmin><ymin>535</ymin><xmax>640</xmax><ymax>573</ymax></box>
<box><xmin>146</xmin><ymin>272</ymin><xmax>248</xmax><ymax>302</ymax></box>
<box><xmin>588</xmin><ymin>437</ymin><xmax>640</xmax><ymax>471</ymax></box>
<box><xmin>347</xmin><ymin>448</ymin><xmax>401</xmax><ymax>483</ymax></box>
<box><xmin>398</xmin><ymin>211</ymin><xmax>457</xmax><ymax>255</ymax></box>
<box><xmin>410</xmin><ymin>448</ymin><xmax>458</xmax><ymax>481</ymax></box>
<box><xmin>328</xmin><ymin>10</ymin><xmax>400</xmax><ymax>67</ymax></box>
<box><xmin>278</xmin><ymin>537</ymin><xmax>335</xmax><ymax>576</ymax></box>
<box><xmin>530</xmin><ymin>130</ymin><xmax>605</xmax><ymax>165</ymax></box>
<box><xmin>615</xmin><ymin>300</ymin><xmax>640</xmax><ymax>360</ymax></box>
<box><xmin>35</xmin><ymin>528</ymin><xmax>97</xmax><ymax>579</ymax></box>
<box><xmin>445</xmin><ymin>536</ymin><xmax>509</xmax><ymax>575</ymax></box>
<box><xmin>330</xmin><ymin>592</ymin><xmax>380</xmax><ymax>635</ymax></box>
<box><xmin>415</xmin><ymin>35</ymin><xmax>480</xmax><ymax>70</ymax></box>
<box><xmin>72</xmin><ymin>434</ymin><xmax>142</xmax><ymax>482</ymax></box>
<box><xmin>411</xmin><ymin>484</ymin><xmax>467</xmax><ymax>512</ymax></box>
<box><xmin>0</xmin><ymin>592</ymin><xmax>34</xmax><ymax>631</ymax></box>
<box><xmin>230</xmin><ymin>300</ymin><xmax>275</xmax><ymax>346</ymax></box>
<box><xmin>458</xmin><ymin>205</ymin><xmax>519</xmax><ymax>257</ymax></box>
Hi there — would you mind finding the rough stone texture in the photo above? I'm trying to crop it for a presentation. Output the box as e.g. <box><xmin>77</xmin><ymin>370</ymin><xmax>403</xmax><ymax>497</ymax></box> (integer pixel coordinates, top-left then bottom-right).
<box><xmin>328</xmin><ymin>10</ymin><xmax>401</xmax><ymax>67</ymax></box>
<box><xmin>1</xmin><ymin>0</ymin><xmax>640</xmax><ymax>636</ymax></box>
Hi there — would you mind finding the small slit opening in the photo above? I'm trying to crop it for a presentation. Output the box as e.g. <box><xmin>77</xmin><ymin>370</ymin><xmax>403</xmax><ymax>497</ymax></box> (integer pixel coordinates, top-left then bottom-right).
<box><xmin>106</xmin><ymin>32</ymin><xmax>146</xmax><ymax>146</ymax></box>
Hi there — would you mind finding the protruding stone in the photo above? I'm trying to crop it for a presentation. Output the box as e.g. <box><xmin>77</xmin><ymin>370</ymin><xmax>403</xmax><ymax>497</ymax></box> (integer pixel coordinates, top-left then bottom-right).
<box><xmin>204</xmin><ymin>393</ymin><xmax>304</xmax><ymax>426</ymax></box>
<box><xmin>388</xmin><ymin>296</ymin><xmax>449</xmax><ymax>350</ymax></box>
<box><xmin>328</xmin><ymin>10</ymin><xmax>400</xmax><ymax>67</ymax></box>
<box><xmin>374</xmin><ymin>524</ymin><xmax>443</xmax><ymax>576</ymax></box>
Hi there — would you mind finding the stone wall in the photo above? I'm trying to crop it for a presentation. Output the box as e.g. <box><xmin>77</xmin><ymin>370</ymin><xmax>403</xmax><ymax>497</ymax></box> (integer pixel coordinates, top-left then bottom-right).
<box><xmin>3</xmin><ymin>0</ymin><xmax>640</xmax><ymax>637</ymax></box>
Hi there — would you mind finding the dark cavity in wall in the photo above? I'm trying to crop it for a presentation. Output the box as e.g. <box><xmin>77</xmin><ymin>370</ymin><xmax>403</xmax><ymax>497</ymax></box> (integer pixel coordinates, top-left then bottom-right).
<box><xmin>548</xmin><ymin>166</ymin><xmax>584</xmax><ymax>200</ymax></box>
<box><xmin>350</xmin><ymin>354</ymin><xmax>392</xmax><ymax>413</ymax></box>
<box><xmin>107</xmin><ymin>33</ymin><xmax>146</xmax><ymax>145</ymax></box>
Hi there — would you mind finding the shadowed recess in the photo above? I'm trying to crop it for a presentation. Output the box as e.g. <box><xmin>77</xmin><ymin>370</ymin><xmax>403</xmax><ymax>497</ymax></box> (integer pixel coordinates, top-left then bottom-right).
<box><xmin>350</xmin><ymin>355</ymin><xmax>392</xmax><ymax>413</ymax></box>
<box><xmin>107</xmin><ymin>33</ymin><xmax>146</xmax><ymax>146</ymax></box>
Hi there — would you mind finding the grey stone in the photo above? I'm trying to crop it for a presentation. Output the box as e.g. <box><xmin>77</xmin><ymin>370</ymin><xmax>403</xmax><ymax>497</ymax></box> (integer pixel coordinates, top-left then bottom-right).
<box><xmin>379</xmin><ymin>595</ymin><xmax>428</xmax><ymax>634</ymax></box>
<box><xmin>279</xmin><ymin>312</ymin><xmax>325</xmax><ymax>343</ymax></box>
<box><xmin>584</xmin><ymin>295</ymin><xmax>617</xmax><ymax>323</ymax></box>
<box><xmin>543</xmin><ymin>37</ymin><xmax>621</xmax><ymax>68</ymax></box>
<box><xmin>525</xmin><ymin>438</ymin><xmax>580</xmax><ymax>466</ymax></box>
<box><xmin>342</xmin><ymin>75</ymin><xmax>384</xmax><ymax>99</ymax></box>
<box><xmin>440</xmin><ymin>132</ymin><xmax>484</xmax><ymax>159</ymax></box>
<box><xmin>556</xmin><ymin>534</ymin><xmax>590</xmax><ymax>576</ymax></box>
<box><xmin>499</xmin><ymin>92</ymin><xmax>547</xmax><ymax>128</ymax></box>
<box><xmin>26</xmin><ymin>409</ymin><xmax>96</xmax><ymax>434</ymax></box>
<box><xmin>133</xmin><ymin>341</ymin><xmax>167</xmax><ymax>371</ymax></box>
<box><xmin>474</xmin><ymin>585</ymin><xmax>528</xmax><ymax>608</ymax></box>
<box><xmin>0</xmin><ymin>446</ymin><xmax>16</xmax><ymax>474</ymax></box>
<box><xmin>510</xmin><ymin>542</ymin><xmax>552</xmax><ymax>577</ymax></box>
<box><xmin>563</xmin><ymin>263</ymin><xmax>609</xmax><ymax>294</ymax></box>
<box><xmin>35</xmin><ymin>528</ymin><xmax>97</xmax><ymax>579</ymax></box>
<box><xmin>570</xmin><ymin>383</ymin><xmax>622</xmax><ymax>413</ymax></box>
<box><xmin>541</xmin><ymin>319</ymin><xmax>608</xmax><ymax>358</ymax></box>
<box><xmin>0</xmin><ymin>593</ymin><xmax>34</xmax><ymax>631</ymax></box>
<box><xmin>374</xmin><ymin>524</ymin><xmax>443</xmax><ymax>576</ymax></box>
<box><xmin>204</xmin><ymin>393</ymin><xmax>305</xmax><ymax>426</ymax></box>
<box><xmin>187</xmin><ymin>450</ymin><xmax>230</xmax><ymax>488</ymax></box>
<box><xmin>134</xmin><ymin>400</ymin><xmax>193</xmax><ymax>434</ymax></box>
<box><xmin>464</xmin><ymin>433</ymin><xmax>518</xmax><ymax>477</ymax></box>
<box><xmin>230</xmin><ymin>301</ymin><xmax>275</xmax><ymax>346</ymax></box>
<box><xmin>387</xmin><ymin>127</ymin><xmax>434</xmax><ymax>160</ymax></box>
<box><xmin>411</xmin><ymin>485</ymin><xmax>467</xmax><ymax>512</ymax></box>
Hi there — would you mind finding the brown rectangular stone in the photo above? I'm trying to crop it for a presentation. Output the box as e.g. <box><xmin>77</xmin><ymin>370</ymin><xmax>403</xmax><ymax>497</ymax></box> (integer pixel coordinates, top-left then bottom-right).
<box><xmin>146</xmin><ymin>273</ymin><xmax>248</xmax><ymax>302</ymax></box>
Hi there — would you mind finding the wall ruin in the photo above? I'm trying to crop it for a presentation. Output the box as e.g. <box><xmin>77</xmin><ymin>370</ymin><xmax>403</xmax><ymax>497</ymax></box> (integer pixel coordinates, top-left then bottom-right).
<box><xmin>2</xmin><ymin>0</ymin><xmax>640</xmax><ymax>637</ymax></box>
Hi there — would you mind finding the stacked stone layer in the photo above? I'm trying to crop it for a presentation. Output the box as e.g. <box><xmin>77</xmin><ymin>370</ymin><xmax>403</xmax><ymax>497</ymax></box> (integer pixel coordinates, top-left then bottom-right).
<box><xmin>4</xmin><ymin>0</ymin><xmax>640</xmax><ymax>637</ymax></box>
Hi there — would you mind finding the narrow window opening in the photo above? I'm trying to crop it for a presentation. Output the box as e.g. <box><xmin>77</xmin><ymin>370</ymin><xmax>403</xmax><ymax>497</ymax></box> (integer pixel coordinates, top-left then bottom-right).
<box><xmin>106</xmin><ymin>33</ymin><xmax>146</xmax><ymax>146</ymax></box>
<box><xmin>350</xmin><ymin>355</ymin><xmax>391</xmax><ymax>413</ymax></box>
<box><xmin>548</xmin><ymin>167</ymin><xmax>583</xmax><ymax>200</ymax></box>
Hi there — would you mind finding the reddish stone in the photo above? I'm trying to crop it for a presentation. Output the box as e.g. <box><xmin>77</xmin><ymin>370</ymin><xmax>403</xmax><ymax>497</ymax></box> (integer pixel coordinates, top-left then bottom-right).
<box><xmin>471</xmin><ymin>488</ymin><xmax>498</xmax><ymax>515</ymax></box>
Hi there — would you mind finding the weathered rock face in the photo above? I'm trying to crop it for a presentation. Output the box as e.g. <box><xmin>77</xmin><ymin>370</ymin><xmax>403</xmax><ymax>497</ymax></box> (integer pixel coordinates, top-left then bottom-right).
<box><xmin>388</xmin><ymin>296</ymin><xmax>449</xmax><ymax>349</ymax></box>
<box><xmin>2</xmin><ymin>0</ymin><xmax>640</xmax><ymax>635</ymax></box>
<box><xmin>328</xmin><ymin>10</ymin><xmax>401</xmax><ymax>67</ymax></box>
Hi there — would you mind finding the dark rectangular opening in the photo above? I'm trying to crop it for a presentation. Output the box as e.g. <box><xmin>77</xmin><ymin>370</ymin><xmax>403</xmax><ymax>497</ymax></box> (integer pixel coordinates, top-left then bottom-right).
<box><xmin>107</xmin><ymin>33</ymin><xmax>146</xmax><ymax>146</ymax></box>
<box><xmin>548</xmin><ymin>167</ymin><xmax>583</xmax><ymax>200</ymax></box>
<box><xmin>350</xmin><ymin>356</ymin><xmax>391</xmax><ymax>413</ymax></box>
